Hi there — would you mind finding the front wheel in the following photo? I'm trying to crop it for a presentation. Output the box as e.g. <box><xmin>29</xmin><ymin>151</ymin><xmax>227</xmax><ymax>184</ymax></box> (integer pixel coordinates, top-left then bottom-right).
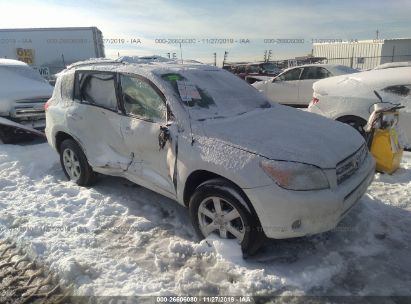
<box><xmin>59</xmin><ymin>139</ymin><xmax>95</xmax><ymax>186</ymax></box>
<box><xmin>189</xmin><ymin>179</ymin><xmax>265</xmax><ymax>257</ymax></box>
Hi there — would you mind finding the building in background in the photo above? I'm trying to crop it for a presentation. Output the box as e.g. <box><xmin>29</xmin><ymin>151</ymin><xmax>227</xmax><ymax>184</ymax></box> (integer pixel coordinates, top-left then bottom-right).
<box><xmin>0</xmin><ymin>27</ymin><xmax>105</xmax><ymax>77</ymax></box>
<box><xmin>313</xmin><ymin>38</ymin><xmax>411</xmax><ymax>70</ymax></box>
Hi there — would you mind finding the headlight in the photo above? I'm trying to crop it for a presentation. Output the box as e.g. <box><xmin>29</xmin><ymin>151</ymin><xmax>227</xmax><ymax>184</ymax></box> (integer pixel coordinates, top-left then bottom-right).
<box><xmin>260</xmin><ymin>160</ymin><xmax>329</xmax><ymax>191</ymax></box>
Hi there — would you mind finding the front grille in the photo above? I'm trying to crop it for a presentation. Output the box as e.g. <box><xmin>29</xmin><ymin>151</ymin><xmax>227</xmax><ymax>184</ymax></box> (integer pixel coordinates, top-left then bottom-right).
<box><xmin>15</xmin><ymin>97</ymin><xmax>50</xmax><ymax>104</ymax></box>
<box><xmin>336</xmin><ymin>144</ymin><xmax>368</xmax><ymax>184</ymax></box>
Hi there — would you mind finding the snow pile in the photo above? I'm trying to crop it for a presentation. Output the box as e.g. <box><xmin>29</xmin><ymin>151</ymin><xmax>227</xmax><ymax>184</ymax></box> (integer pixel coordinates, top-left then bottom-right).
<box><xmin>1</xmin><ymin>142</ymin><xmax>411</xmax><ymax>296</ymax></box>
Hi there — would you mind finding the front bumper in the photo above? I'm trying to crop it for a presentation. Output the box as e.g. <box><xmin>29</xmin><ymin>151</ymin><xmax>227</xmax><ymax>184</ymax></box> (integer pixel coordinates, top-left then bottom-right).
<box><xmin>243</xmin><ymin>154</ymin><xmax>375</xmax><ymax>239</ymax></box>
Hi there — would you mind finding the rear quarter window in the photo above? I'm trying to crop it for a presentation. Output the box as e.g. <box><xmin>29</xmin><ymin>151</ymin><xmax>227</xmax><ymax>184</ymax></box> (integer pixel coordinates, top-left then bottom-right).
<box><xmin>60</xmin><ymin>70</ymin><xmax>75</xmax><ymax>100</ymax></box>
<box><xmin>74</xmin><ymin>71</ymin><xmax>118</xmax><ymax>111</ymax></box>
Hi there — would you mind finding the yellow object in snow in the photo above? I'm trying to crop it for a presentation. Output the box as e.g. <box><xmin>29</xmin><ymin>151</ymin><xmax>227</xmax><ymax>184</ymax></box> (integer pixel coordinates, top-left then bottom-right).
<box><xmin>370</xmin><ymin>127</ymin><xmax>403</xmax><ymax>174</ymax></box>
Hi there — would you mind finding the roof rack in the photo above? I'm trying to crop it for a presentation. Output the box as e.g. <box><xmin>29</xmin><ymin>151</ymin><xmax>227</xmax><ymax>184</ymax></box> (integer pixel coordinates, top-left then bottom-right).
<box><xmin>66</xmin><ymin>55</ymin><xmax>206</xmax><ymax>71</ymax></box>
<box><xmin>66</xmin><ymin>58</ymin><xmax>124</xmax><ymax>70</ymax></box>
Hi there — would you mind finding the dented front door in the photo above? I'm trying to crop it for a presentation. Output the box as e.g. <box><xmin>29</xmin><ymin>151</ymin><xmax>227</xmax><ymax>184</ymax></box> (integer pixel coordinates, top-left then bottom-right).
<box><xmin>118</xmin><ymin>73</ymin><xmax>176</xmax><ymax>197</ymax></box>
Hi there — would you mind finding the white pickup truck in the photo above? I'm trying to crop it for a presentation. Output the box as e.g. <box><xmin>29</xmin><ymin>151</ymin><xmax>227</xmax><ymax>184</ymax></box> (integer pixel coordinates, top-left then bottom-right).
<box><xmin>0</xmin><ymin>59</ymin><xmax>53</xmax><ymax>143</ymax></box>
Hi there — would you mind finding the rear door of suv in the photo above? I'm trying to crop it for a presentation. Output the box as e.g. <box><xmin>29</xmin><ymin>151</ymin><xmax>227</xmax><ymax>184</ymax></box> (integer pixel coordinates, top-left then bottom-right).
<box><xmin>70</xmin><ymin>70</ymin><xmax>131</xmax><ymax>171</ymax></box>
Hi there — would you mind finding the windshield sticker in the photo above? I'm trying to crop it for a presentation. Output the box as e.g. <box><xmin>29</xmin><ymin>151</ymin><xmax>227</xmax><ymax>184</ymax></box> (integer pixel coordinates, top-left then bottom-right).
<box><xmin>176</xmin><ymin>80</ymin><xmax>201</xmax><ymax>102</ymax></box>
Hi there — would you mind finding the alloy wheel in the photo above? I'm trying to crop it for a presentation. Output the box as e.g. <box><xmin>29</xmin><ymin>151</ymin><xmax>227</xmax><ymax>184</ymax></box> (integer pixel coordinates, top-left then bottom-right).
<box><xmin>198</xmin><ymin>196</ymin><xmax>246</xmax><ymax>242</ymax></box>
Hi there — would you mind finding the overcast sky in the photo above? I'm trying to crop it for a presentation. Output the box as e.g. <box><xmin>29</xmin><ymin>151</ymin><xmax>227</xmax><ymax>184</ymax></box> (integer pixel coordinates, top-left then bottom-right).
<box><xmin>1</xmin><ymin>0</ymin><xmax>410</xmax><ymax>64</ymax></box>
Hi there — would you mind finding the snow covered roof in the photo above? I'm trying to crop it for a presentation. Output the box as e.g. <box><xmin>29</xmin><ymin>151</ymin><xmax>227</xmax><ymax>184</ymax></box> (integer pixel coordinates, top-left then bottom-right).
<box><xmin>374</xmin><ymin>62</ymin><xmax>411</xmax><ymax>70</ymax></box>
<box><xmin>66</xmin><ymin>56</ymin><xmax>217</xmax><ymax>76</ymax></box>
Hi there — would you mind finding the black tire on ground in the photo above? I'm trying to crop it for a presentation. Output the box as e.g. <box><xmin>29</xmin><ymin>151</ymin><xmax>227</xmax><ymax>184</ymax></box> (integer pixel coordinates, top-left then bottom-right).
<box><xmin>0</xmin><ymin>125</ymin><xmax>14</xmax><ymax>144</ymax></box>
<box><xmin>189</xmin><ymin>178</ymin><xmax>266</xmax><ymax>257</ymax></box>
<box><xmin>59</xmin><ymin>139</ymin><xmax>95</xmax><ymax>186</ymax></box>
<box><xmin>337</xmin><ymin>116</ymin><xmax>367</xmax><ymax>137</ymax></box>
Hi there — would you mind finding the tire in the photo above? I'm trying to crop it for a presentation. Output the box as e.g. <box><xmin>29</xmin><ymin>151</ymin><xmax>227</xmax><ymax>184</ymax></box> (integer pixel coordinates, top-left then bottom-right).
<box><xmin>0</xmin><ymin>126</ymin><xmax>14</xmax><ymax>144</ymax></box>
<box><xmin>337</xmin><ymin>116</ymin><xmax>367</xmax><ymax>137</ymax></box>
<box><xmin>59</xmin><ymin>139</ymin><xmax>95</xmax><ymax>186</ymax></box>
<box><xmin>189</xmin><ymin>178</ymin><xmax>265</xmax><ymax>257</ymax></box>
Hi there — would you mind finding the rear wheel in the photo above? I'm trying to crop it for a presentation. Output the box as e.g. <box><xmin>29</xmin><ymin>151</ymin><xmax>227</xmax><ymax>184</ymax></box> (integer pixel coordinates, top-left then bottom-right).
<box><xmin>0</xmin><ymin>126</ymin><xmax>14</xmax><ymax>144</ymax></box>
<box><xmin>59</xmin><ymin>139</ymin><xmax>95</xmax><ymax>186</ymax></box>
<box><xmin>189</xmin><ymin>178</ymin><xmax>265</xmax><ymax>257</ymax></box>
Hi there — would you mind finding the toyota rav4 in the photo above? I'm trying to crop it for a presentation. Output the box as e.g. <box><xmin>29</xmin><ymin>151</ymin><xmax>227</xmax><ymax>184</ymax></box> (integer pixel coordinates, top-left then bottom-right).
<box><xmin>45</xmin><ymin>58</ymin><xmax>375</xmax><ymax>256</ymax></box>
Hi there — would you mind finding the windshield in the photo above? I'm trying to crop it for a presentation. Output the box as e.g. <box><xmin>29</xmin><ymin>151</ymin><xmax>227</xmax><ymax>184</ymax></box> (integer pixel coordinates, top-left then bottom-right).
<box><xmin>160</xmin><ymin>69</ymin><xmax>271</xmax><ymax>120</ymax></box>
<box><xmin>261</xmin><ymin>63</ymin><xmax>278</xmax><ymax>73</ymax></box>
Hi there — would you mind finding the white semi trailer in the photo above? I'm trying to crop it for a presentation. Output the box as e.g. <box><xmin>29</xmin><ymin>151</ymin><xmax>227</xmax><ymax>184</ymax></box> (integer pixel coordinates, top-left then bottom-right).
<box><xmin>0</xmin><ymin>27</ymin><xmax>105</xmax><ymax>77</ymax></box>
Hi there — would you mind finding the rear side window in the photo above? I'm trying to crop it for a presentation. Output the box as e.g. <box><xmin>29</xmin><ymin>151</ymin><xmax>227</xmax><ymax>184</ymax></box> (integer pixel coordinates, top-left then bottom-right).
<box><xmin>277</xmin><ymin>68</ymin><xmax>302</xmax><ymax>81</ymax></box>
<box><xmin>300</xmin><ymin>67</ymin><xmax>331</xmax><ymax>80</ymax></box>
<box><xmin>75</xmin><ymin>72</ymin><xmax>118</xmax><ymax>111</ymax></box>
<box><xmin>383</xmin><ymin>85</ymin><xmax>411</xmax><ymax>96</ymax></box>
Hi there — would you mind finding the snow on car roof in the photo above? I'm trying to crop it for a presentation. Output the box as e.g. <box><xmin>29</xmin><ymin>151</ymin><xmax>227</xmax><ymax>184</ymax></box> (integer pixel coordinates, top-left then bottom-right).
<box><xmin>67</xmin><ymin>57</ymin><xmax>219</xmax><ymax>77</ymax></box>
<box><xmin>0</xmin><ymin>58</ymin><xmax>29</xmax><ymax>67</ymax></box>
<box><xmin>314</xmin><ymin>66</ymin><xmax>411</xmax><ymax>91</ymax></box>
<box><xmin>313</xmin><ymin>66</ymin><xmax>411</xmax><ymax>99</ymax></box>
<box><xmin>281</xmin><ymin>63</ymin><xmax>357</xmax><ymax>75</ymax></box>
<box><xmin>374</xmin><ymin>62</ymin><xmax>411</xmax><ymax>70</ymax></box>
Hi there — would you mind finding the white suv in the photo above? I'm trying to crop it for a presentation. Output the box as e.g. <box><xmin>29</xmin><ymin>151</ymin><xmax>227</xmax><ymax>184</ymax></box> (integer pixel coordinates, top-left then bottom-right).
<box><xmin>45</xmin><ymin>58</ymin><xmax>375</xmax><ymax>256</ymax></box>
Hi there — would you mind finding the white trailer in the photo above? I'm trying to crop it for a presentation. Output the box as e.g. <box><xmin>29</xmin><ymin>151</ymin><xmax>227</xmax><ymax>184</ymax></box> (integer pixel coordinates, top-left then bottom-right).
<box><xmin>313</xmin><ymin>38</ymin><xmax>411</xmax><ymax>70</ymax></box>
<box><xmin>0</xmin><ymin>27</ymin><xmax>105</xmax><ymax>76</ymax></box>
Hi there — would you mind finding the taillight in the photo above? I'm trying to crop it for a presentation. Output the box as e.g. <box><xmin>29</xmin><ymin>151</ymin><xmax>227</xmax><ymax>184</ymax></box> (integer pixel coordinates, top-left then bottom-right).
<box><xmin>311</xmin><ymin>97</ymin><xmax>319</xmax><ymax>105</ymax></box>
<box><xmin>44</xmin><ymin>98</ymin><xmax>52</xmax><ymax>111</ymax></box>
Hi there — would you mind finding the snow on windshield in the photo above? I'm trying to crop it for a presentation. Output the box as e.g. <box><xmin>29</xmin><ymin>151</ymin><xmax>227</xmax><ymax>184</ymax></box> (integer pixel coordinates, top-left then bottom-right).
<box><xmin>160</xmin><ymin>69</ymin><xmax>271</xmax><ymax>120</ymax></box>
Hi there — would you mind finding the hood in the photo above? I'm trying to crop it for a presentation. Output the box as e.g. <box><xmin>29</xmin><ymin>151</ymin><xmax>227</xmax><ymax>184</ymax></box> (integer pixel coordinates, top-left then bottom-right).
<box><xmin>0</xmin><ymin>79</ymin><xmax>53</xmax><ymax>113</ymax></box>
<box><xmin>198</xmin><ymin>106</ymin><xmax>364</xmax><ymax>168</ymax></box>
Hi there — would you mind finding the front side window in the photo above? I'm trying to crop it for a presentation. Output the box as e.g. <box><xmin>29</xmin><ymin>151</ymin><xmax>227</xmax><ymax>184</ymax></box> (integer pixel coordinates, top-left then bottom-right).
<box><xmin>120</xmin><ymin>74</ymin><xmax>166</xmax><ymax>122</ymax></box>
<box><xmin>78</xmin><ymin>72</ymin><xmax>118</xmax><ymax>111</ymax></box>
<box><xmin>277</xmin><ymin>68</ymin><xmax>302</xmax><ymax>81</ymax></box>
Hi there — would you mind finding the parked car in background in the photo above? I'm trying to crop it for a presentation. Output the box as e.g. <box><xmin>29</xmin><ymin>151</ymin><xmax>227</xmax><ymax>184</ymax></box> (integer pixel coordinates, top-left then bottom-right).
<box><xmin>0</xmin><ymin>59</ymin><xmax>53</xmax><ymax>143</ymax></box>
<box><xmin>308</xmin><ymin>66</ymin><xmax>411</xmax><ymax>149</ymax></box>
<box><xmin>223</xmin><ymin>62</ymin><xmax>282</xmax><ymax>84</ymax></box>
<box><xmin>253</xmin><ymin>64</ymin><xmax>358</xmax><ymax>107</ymax></box>
<box><xmin>45</xmin><ymin>58</ymin><xmax>374</xmax><ymax>256</ymax></box>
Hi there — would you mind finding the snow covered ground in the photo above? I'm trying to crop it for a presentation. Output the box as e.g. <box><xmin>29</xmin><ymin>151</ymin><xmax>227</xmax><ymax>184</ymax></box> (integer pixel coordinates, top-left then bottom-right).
<box><xmin>0</xmin><ymin>140</ymin><xmax>410</xmax><ymax>297</ymax></box>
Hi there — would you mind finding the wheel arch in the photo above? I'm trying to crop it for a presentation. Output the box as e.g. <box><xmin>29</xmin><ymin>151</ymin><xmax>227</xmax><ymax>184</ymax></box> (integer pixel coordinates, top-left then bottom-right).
<box><xmin>55</xmin><ymin>131</ymin><xmax>76</xmax><ymax>153</ymax></box>
<box><xmin>336</xmin><ymin>115</ymin><xmax>368</xmax><ymax>125</ymax></box>
<box><xmin>183</xmin><ymin>170</ymin><xmax>257</xmax><ymax>216</ymax></box>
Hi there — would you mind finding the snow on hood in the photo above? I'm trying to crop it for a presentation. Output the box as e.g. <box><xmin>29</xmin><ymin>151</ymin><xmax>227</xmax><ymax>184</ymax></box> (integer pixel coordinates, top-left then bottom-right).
<box><xmin>198</xmin><ymin>106</ymin><xmax>364</xmax><ymax>168</ymax></box>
